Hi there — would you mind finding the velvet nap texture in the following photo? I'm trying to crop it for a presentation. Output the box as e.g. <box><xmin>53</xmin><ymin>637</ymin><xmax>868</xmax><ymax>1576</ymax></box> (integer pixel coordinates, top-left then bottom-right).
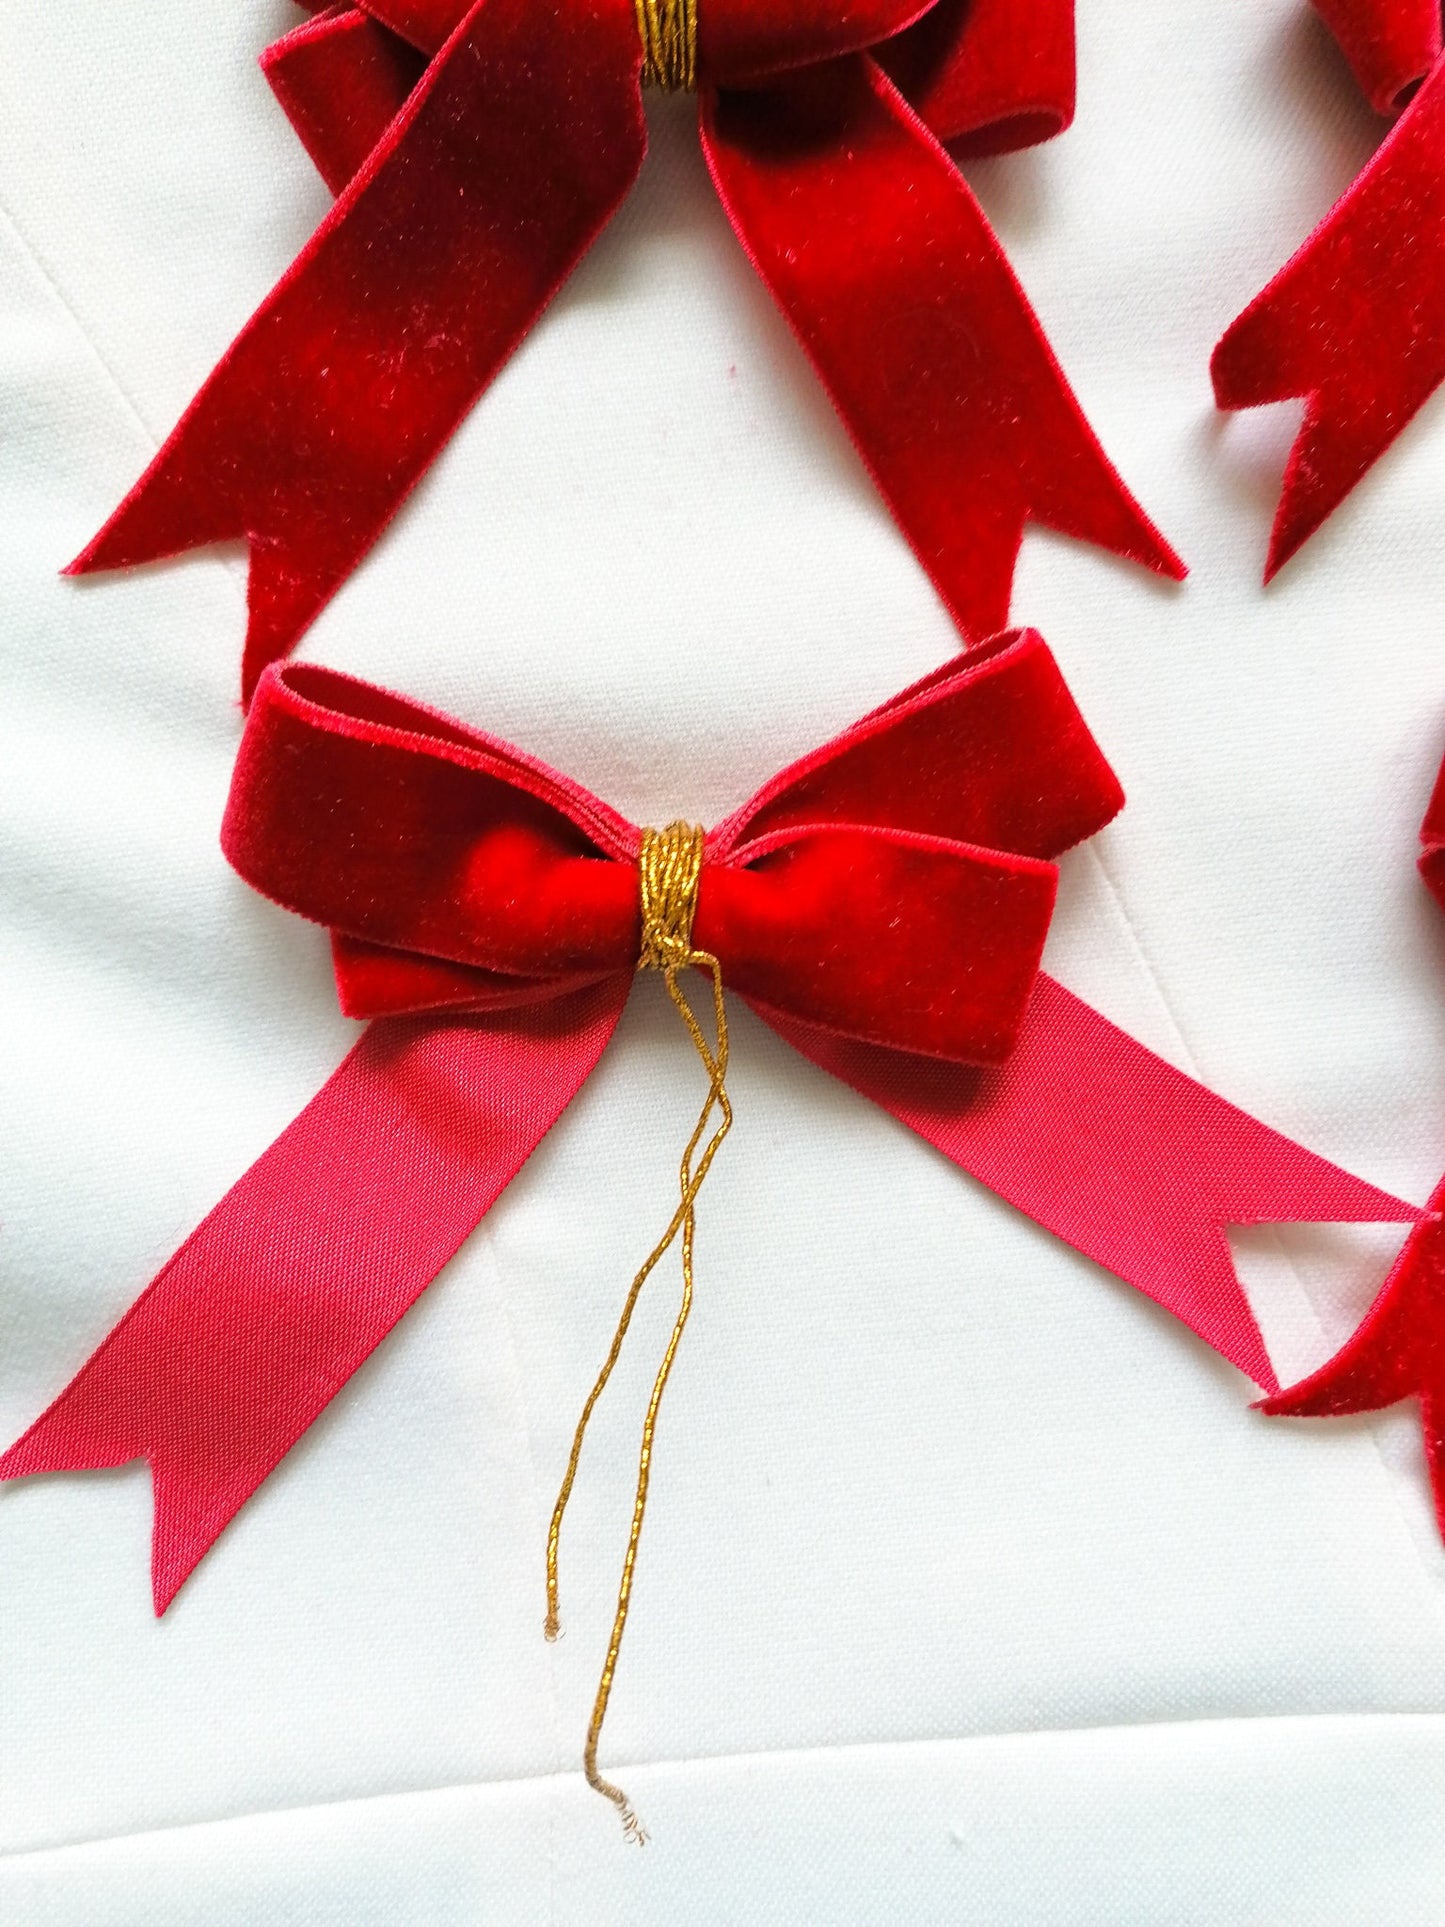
<box><xmin>69</xmin><ymin>0</ymin><xmax>1182</xmax><ymax>700</ymax></box>
<box><xmin>1212</xmin><ymin>0</ymin><xmax>1445</xmax><ymax>578</ymax></box>
<box><xmin>0</xmin><ymin>632</ymin><xmax>1414</xmax><ymax>1613</ymax></box>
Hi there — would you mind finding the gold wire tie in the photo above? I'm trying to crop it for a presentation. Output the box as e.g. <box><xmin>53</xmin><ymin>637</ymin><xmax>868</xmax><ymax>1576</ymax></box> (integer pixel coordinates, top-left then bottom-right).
<box><xmin>544</xmin><ymin>822</ymin><xmax>731</xmax><ymax>1843</ymax></box>
<box><xmin>633</xmin><ymin>0</ymin><xmax>697</xmax><ymax>93</ymax></box>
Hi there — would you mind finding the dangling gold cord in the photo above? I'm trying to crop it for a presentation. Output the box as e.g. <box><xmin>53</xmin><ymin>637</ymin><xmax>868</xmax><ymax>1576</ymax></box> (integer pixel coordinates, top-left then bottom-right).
<box><xmin>633</xmin><ymin>0</ymin><xmax>696</xmax><ymax>92</ymax></box>
<box><xmin>545</xmin><ymin>823</ymin><xmax>731</xmax><ymax>1842</ymax></box>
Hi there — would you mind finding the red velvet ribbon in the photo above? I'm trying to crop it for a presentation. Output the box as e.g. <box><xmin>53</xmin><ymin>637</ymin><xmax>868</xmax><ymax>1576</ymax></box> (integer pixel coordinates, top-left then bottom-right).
<box><xmin>0</xmin><ymin>630</ymin><xmax>1413</xmax><ymax>1610</ymax></box>
<box><xmin>68</xmin><ymin>0</ymin><xmax>1183</xmax><ymax>701</ymax></box>
<box><xmin>1263</xmin><ymin>755</ymin><xmax>1445</xmax><ymax>1534</ymax></box>
<box><xmin>1212</xmin><ymin>0</ymin><xmax>1445</xmax><ymax>578</ymax></box>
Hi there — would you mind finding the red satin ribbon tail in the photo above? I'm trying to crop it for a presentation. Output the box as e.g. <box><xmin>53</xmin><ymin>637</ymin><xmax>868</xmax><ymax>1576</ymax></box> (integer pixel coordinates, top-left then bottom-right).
<box><xmin>703</xmin><ymin>56</ymin><xmax>1183</xmax><ymax>645</ymax></box>
<box><xmin>767</xmin><ymin>974</ymin><xmax>1418</xmax><ymax>1391</ymax></box>
<box><xmin>1211</xmin><ymin>52</ymin><xmax>1445</xmax><ymax>581</ymax></box>
<box><xmin>0</xmin><ymin>1368</ymin><xmax>302</xmax><ymax>1620</ymax></box>
<box><xmin>1261</xmin><ymin>1192</ymin><xmax>1445</xmax><ymax>1537</ymax></box>
<box><xmin>0</xmin><ymin>985</ymin><xmax>629</xmax><ymax>1611</ymax></box>
<box><xmin>70</xmin><ymin>0</ymin><xmax>647</xmax><ymax>700</ymax></box>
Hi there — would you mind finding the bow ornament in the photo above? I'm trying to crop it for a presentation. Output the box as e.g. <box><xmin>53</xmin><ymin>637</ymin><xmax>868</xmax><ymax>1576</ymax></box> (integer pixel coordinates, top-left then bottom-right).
<box><xmin>2</xmin><ymin>631</ymin><xmax>1411</xmax><ymax>1821</ymax></box>
<box><xmin>70</xmin><ymin>0</ymin><xmax>1183</xmax><ymax>698</ymax></box>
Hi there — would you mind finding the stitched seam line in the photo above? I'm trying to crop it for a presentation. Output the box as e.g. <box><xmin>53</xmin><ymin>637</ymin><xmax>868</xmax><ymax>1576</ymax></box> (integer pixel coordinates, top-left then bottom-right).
<box><xmin>4</xmin><ymin>1709</ymin><xmax>1444</xmax><ymax>1866</ymax></box>
<box><xmin>474</xmin><ymin>1219</ymin><xmax>563</xmax><ymax>1927</ymax></box>
<box><xmin>0</xmin><ymin>193</ymin><xmax>249</xmax><ymax>612</ymax></box>
<box><xmin>0</xmin><ymin>197</ymin><xmax>158</xmax><ymax>446</ymax></box>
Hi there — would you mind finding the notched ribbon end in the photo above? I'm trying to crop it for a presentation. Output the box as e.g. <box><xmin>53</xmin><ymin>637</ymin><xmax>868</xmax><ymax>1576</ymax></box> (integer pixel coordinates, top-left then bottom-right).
<box><xmin>1017</xmin><ymin>430</ymin><xmax>1188</xmax><ymax>596</ymax></box>
<box><xmin>148</xmin><ymin>1458</ymin><xmax>262</xmax><ymax>1617</ymax></box>
<box><xmin>66</xmin><ymin>509</ymin><xmax>329</xmax><ymax>707</ymax></box>
<box><xmin>1114</xmin><ymin>508</ymin><xmax>1188</xmax><ymax>588</ymax></box>
<box><xmin>1256</xmin><ymin>1203</ymin><xmax>1445</xmax><ymax>1538</ymax></box>
<box><xmin>1209</xmin><ymin>325</ymin><xmax>1335</xmax><ymax>586</ymax></box>
<box><xmin>1261</xmin><ymin>502</ymin><xmax>1318</xmax><ymax>589</ymax></box>
<box><xmin>0</xmin><ymin>1427</ymin><xmax>257</xmax><ymax>1618</ymax></box>
<box><xmin>63</xmin><ymin>521</ymin><xmax>172</xmax><ymax>584</ymax></box>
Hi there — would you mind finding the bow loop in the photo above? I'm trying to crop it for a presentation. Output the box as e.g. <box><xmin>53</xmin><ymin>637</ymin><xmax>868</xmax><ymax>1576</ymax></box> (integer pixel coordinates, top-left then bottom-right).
<box><xmin>228</xmin><ymin>635</ymin><xmax>1113</xmax><ymax>1059</ymax></box>
<box><xmin>349</xmin><ymin>0</ymin><xmax>939</xmax><ymax>86</ymax></box>
<box><xmin>1312</xmin><ymin>0</ymin><xmax>1441</xmax><ymax>117</ymax></box>
<box><xmin>713</xmin><ymin>628</ymin><xmax>1122</xmax><ymax>862</ymax></box>
<box><xmin>696</xmin><ymin>0</ymin><xmax>934</xmax><ymax>88</ymax></box>
<box><xmin>298</xmin><ymin>0</ymin><xmax>939</xmax><ymax>89</ymax></box>
<box><xmin>225</xmin><ymin>663</ymin><xmax>641</xmax><ymax>993</ymax></box>
<box><xmin>698</xmin><ymin>823</ymin><xmax>1057</xmax><ymax>1062</ymax></box>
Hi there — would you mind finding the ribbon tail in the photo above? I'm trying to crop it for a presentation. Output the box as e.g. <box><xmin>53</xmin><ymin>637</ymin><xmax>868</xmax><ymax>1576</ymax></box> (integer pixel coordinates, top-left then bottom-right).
<box><xmin>701</xmin><ymin>57</ymin><xmax>1184</xmax><ymax>645</ymax></box>
<box><xmin>262</xmin><ymin>6</ymin><xmax>427</xmax><ymax>196</ymax></box>
<box><xmin>874</xmin><ymin>0</ymin><xmax>1076</xmax><ymax>156</ymax></box>
<box><xmin>1211</xmin><ymin>53</ymin><xmax>1445</xmax><ymax>580</ymax></box>
<box><xmin>765</xmin><ymin>974</ymin><xmax>1418</xmax><ymax>1391</ymax></box>
<box><xmin>69</xmin><ymin>0</ymin><xmax>647</xmax><ymax>701</ymax></box>
<box><xmin>0</xmin><ymin>982</ymin><xmax>629</xmax><ymax>1612</ymax></box>
<box><xmin>1261</xmin><ymin>1185</ymin><xmax>1445</xmax><ymax>1537</ymax></box>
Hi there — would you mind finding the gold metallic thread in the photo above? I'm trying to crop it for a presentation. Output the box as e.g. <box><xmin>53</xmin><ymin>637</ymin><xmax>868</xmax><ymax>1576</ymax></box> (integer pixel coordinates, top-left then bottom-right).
<box><xmin>545</xmin><ymin>823</ymin><xmax>732</xmax><ymax>1842</ymax></box>
<box><xmin>633</xmin><ymin>0</ymin><xmax>696</xmax><ymax>92</ymax></box>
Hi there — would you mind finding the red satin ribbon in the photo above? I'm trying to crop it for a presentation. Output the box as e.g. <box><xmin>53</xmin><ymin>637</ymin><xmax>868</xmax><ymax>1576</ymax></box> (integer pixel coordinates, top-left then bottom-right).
<box><xmin>1263</xmin><ymin>752</ymin><xmax>1445</xmax><ymax>1533</ymax></box>
<box><xmin>69</xmin><ymin>0</ymin><xmax>1183</xmax><ymax>701</ymax></box>
<box><xmin>1212</xmin><ymin>0</ymin><xmax>1445</xmax><ymax>578</ymax></box>
<box><xmin>0</xmin><ymin>631</ymin><xmax>1413</xmax><ymax>1610</ymax></box>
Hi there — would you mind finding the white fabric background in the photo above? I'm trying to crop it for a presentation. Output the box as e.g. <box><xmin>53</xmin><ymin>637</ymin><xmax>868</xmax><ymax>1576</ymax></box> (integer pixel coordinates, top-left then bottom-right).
<box><xmin>3</xmin><ymin>0</ymin><xmax>1445</xmax><ymax>1917</ymax></box>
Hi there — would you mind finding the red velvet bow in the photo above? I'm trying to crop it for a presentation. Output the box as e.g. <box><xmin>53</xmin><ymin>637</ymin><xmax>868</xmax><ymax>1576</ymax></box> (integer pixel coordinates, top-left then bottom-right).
<box><xmin>1212</xmin><ymin>0</ymin><xmax>1445</xmax><ymax>577</ymax></box>
<box><xmin>227</xmin><ymin>633</ymin><xmax>1101</xmax><ymax>1062</ymax></box>
<box><xmin>1263</xmin><ymin>754</ymin><xmax>1445</xmax><ymax>1532</ymax></box>
<box><xmin>69</xmin><ymin>0</ymin><xmax>1183</xmax><ymax>700</ymax></box>
<box><xmin>0</xmin><ymin>629</ymin><xmax>1412</xmax><ymax>1611</ymax></box>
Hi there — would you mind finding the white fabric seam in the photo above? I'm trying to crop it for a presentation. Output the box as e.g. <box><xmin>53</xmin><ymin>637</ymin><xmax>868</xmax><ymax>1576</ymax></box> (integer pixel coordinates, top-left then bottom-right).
<box><xmin>4</xmin><ymin>1709</ymin><xmax>1443</xmax><ymax>1867</ymax></box>
<box><xmin>475</xmin><ymin>1218</ymin><xmax>564</xmax><ymax>1927</ymax></box>
<box><xmin>0</xmin><ymin>195</ymin><xmax>157</xmax><ymax>447</ymax></box>
<box><xmin>0</xmin><ymin>189</ymin><xmax>252</xmax><ymax>616</ymax></box>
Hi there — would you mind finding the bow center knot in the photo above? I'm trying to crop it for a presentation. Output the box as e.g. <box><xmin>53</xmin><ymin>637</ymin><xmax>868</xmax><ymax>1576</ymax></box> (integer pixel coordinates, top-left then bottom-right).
<box><xmin>634</xmin><ymin>0</ymin><xmax>697</xmax><ymax>92</ymax></box>
<box><xmin>637</xmin><ymin>821</ymin><xmax>706</xmax><ymax>971</ymax></box>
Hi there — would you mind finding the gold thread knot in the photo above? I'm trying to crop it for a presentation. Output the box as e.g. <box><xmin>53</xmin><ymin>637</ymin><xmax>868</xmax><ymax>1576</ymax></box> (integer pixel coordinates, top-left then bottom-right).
<box><xmin>637</xmin><ymin>821</ymin><xmax>705</xmax><ymax>972</ymax></box>
<box><xmin>634</xmin><ymin>0</ymin><xmax>697</xmax><ymax>92</ymax></box>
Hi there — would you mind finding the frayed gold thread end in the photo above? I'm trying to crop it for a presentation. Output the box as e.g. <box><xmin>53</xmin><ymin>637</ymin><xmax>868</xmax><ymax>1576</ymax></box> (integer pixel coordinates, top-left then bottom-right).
<box><xmin>618</xmin><ymin>1804</ymin><xmax>648</xmax><ymax>1847</ymax></box>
